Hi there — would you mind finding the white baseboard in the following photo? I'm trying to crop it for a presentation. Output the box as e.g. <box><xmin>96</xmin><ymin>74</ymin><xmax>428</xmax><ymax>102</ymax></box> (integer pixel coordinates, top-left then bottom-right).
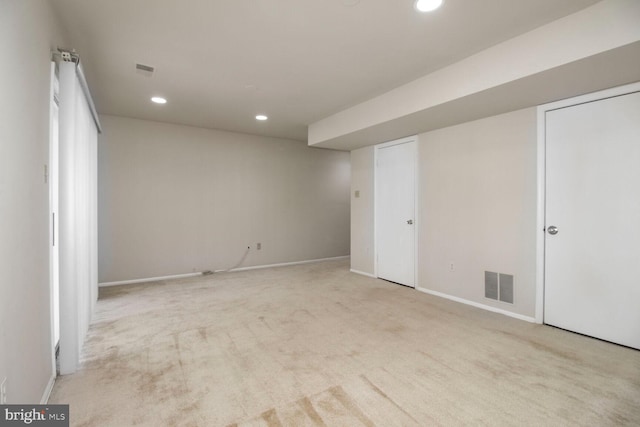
<box><xmin>99</xmin><ymin>272</ymin><xmax>202</xmax><ymax>287</ymax></box>
<box><xmin>229</xmin><ymin>256</ymin><xmax>350</xmax><ymax>272</ymax></box>
<box><xmin>40</xmin><ymin>375</ymin><xmax>56</xmax><ymax>404</ymax></box>
<box><xmin>99</xmin><ymin>256</ymin><xmax>350</xmax><ymax>287</ymax></box>
<box><xmin>416</xmin><ymin>287</ymin><xmax>536</xmax><ymax>323</ymax></box>
<box><xmin>350</xmin><ymin>269</ymin><xmax>377</xmax><ymax>279</ymax></box>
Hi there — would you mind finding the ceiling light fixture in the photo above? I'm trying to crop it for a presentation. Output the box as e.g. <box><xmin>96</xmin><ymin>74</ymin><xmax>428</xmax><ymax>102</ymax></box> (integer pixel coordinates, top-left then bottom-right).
<box><xmin>415</xmin><ymin>0</ymin><xmax>443</xmax><ymax>13</ymax></box>
<box><xmin>255</xmin><ymin>115</ymin><xmax>268</xmax><ymax>121</ymax></box>
<box><xmin>151</xmin><ymin>96</ymin><xmax>167</xmax><ymax>104</ymax></box>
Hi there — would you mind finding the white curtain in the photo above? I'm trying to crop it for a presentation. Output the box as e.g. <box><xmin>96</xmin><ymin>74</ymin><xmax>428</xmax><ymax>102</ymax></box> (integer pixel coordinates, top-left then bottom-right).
<box><xmin>57</xmin><ymin>61</ymin><xmax>99</xmax><ymax>375</ymax></box>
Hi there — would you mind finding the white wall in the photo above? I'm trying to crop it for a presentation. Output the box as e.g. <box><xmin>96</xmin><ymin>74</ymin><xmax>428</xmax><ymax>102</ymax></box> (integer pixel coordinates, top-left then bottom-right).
<box><xmin>350</xmin><ymin>147</ymin><xmax>375</xmax><ymax>276</ymax></box>
<box><xmin>418</xmin><ymin>109</ymin><xmax>537</xmax><ymax>318</ymax></box>
<box><xmin>0</xmin><ymin>0</ymin><xmax>67</xmax><ymax>403</ymax></box>
<box><xmin>98</xmin><ymin>115</ymin><xmax>350</xmax><ymax>283</ymax></box>
<box><xmin>351</xmin><ymin>108</ymin><xmax>537</xmax><ymax>318</ymax></box>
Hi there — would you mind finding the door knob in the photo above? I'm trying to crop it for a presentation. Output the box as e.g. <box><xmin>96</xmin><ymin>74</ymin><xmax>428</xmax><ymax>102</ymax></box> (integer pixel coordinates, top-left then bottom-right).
<box><xmin>547</xmin><ymin>225</ymin><xmax>558</xmax><ymax>235</ymax></box>
<box><xmin>407</xmin><ymin>219</ymin><xmax>413</xmax><ymax>225</ymax></box>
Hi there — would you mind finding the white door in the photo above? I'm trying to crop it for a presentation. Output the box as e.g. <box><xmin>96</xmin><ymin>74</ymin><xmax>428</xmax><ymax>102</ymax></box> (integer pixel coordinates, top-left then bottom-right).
<box><xmin>376</xmin><ymin>138</ymin><xmax>416</xmax><ymax>287</ymax></box>
<box><xmin>544</xmin><ymin>90</ymin><xmax>640</xmax><ymax>350</ymax></box>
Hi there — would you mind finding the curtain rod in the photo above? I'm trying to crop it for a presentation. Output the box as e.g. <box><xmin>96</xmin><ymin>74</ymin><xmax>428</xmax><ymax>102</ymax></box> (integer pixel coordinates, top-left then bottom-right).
<box><xmin>52</xmin><ymin>48</ymin><xmax>103</xmax><ymax>134</ymax></box>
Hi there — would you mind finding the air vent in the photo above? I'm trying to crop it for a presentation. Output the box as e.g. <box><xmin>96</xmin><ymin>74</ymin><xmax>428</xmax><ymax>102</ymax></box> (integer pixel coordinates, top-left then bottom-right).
<box><xmin>499</xmin><ymin>273</ymin><xmax>514</xmax><ymax>304</ymax></box>
<box><xmin>484</xmin><ymin>271</ymin><xmax>498</xmax><ymax>300</ymax></box>
<box><xmin>485</xmin><ymin>271</ymin><xmax>514</xmax><ymax>304</ymax></box>
<box><xmin>135</xmin><ymin>63</ymin><xmax>155</xmax><ymax>76</ymax></box>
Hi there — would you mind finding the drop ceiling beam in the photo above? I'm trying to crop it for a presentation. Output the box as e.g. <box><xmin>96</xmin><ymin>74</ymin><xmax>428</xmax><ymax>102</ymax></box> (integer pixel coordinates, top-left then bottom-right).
<box><xmin>308</xmin><ymin>0</ymin><xmax>640</xmax><ymax>150</ymax></box>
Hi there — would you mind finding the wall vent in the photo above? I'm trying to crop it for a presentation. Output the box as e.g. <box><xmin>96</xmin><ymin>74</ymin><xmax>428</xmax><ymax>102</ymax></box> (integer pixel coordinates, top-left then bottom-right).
<box><xmin>484</xmin><ymin>271</ymin><xmax>514</xmax><ymax>304</ymax></box>
<box><xmin>484</xmin><ymin>271</ymin><xmax>498</xmax><ymax>300</ymax></box>
<box><xmin>135</xmin><ymin>63</ymin><xmax>155</xmax><ymax>76</ymax></box>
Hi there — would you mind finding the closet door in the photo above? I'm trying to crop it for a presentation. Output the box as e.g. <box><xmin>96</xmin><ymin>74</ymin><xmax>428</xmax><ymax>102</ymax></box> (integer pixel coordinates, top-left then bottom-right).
<box><xmin>544</xmin><ymin>90</ymin><xmax>640</xmax><ymax>350</ymax></box>
<box><xmin>376</xmin><ymin>138</ymin><xmax>416</xmax><ymax>287</ymax></box>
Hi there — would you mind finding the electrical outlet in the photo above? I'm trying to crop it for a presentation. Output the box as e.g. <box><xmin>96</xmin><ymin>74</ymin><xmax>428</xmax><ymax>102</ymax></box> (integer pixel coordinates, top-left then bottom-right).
<box><xmin>257</xmin><ymin>243</ymin><xmax>262</xmax><ymax>250</ymax></box>
<box><xmin>1</xmin><ymin>377</ymin><xmax>7</xmax><ymax>404</ymax></box>
<box><xmin>449</xmin><ymin>262</ymin><xmax>455</xmax><ymax>272</ymax></box>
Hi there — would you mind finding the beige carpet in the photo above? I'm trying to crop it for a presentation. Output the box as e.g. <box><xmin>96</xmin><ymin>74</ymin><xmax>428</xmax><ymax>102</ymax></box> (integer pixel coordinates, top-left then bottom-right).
<box><xmin>50</xmin><ymin>259</ymin><xmax>640</xmax><ymax>426</ymax></box>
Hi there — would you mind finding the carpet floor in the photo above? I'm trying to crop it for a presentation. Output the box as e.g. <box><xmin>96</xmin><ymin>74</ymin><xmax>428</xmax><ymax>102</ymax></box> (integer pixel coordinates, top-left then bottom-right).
<box><xmin>49</xmin><ymin>259</ymin><xmax>640</xmax><ymax>426</ymax></box>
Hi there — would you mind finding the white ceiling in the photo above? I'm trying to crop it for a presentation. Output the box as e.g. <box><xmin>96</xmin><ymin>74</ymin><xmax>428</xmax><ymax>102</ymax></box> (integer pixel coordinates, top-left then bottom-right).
<box><xmin>50</xmin><ymin>0</ymin><xmax>601</xmax><ymax>142</ymax></box>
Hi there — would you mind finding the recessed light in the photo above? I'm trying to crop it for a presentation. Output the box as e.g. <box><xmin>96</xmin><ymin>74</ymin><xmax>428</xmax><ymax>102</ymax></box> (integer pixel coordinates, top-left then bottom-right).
<box><xmin>255</xmin><ymin>115</ymin><xmax>268</xmax><ymax>121</ymax></box>
<box><xmin>151</xmin><ymin>96</ymin><xmax>167</xmax><ymax>104</ymax></box>
<box><xmin>415</xmin><ymin>0</ymin><xmax>443</xmax><ymax>13</ymax></box>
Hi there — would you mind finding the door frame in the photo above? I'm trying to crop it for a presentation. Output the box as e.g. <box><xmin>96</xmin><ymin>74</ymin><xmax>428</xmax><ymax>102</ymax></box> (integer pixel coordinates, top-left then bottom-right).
<box><xmin>535</xmin><ymin>81</ymin><xmax>640</xmax><ymax>324</ymax></box>
<box><xmin>49</xmin><ymin>61</ymin><xmax>60</xmax><ymax>375</ymax></box>
<box><xmin>374</xmin><ymin>135</ymin><xmax>419</xmax><ymax>286</ymax></box>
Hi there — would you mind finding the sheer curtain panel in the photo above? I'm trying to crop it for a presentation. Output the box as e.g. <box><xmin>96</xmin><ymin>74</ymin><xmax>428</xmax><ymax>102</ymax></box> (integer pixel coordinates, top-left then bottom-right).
<box><xmin>57</xmin><ymin>60</ymin><xmax>99</xmax><ymax>375</ymax></box>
